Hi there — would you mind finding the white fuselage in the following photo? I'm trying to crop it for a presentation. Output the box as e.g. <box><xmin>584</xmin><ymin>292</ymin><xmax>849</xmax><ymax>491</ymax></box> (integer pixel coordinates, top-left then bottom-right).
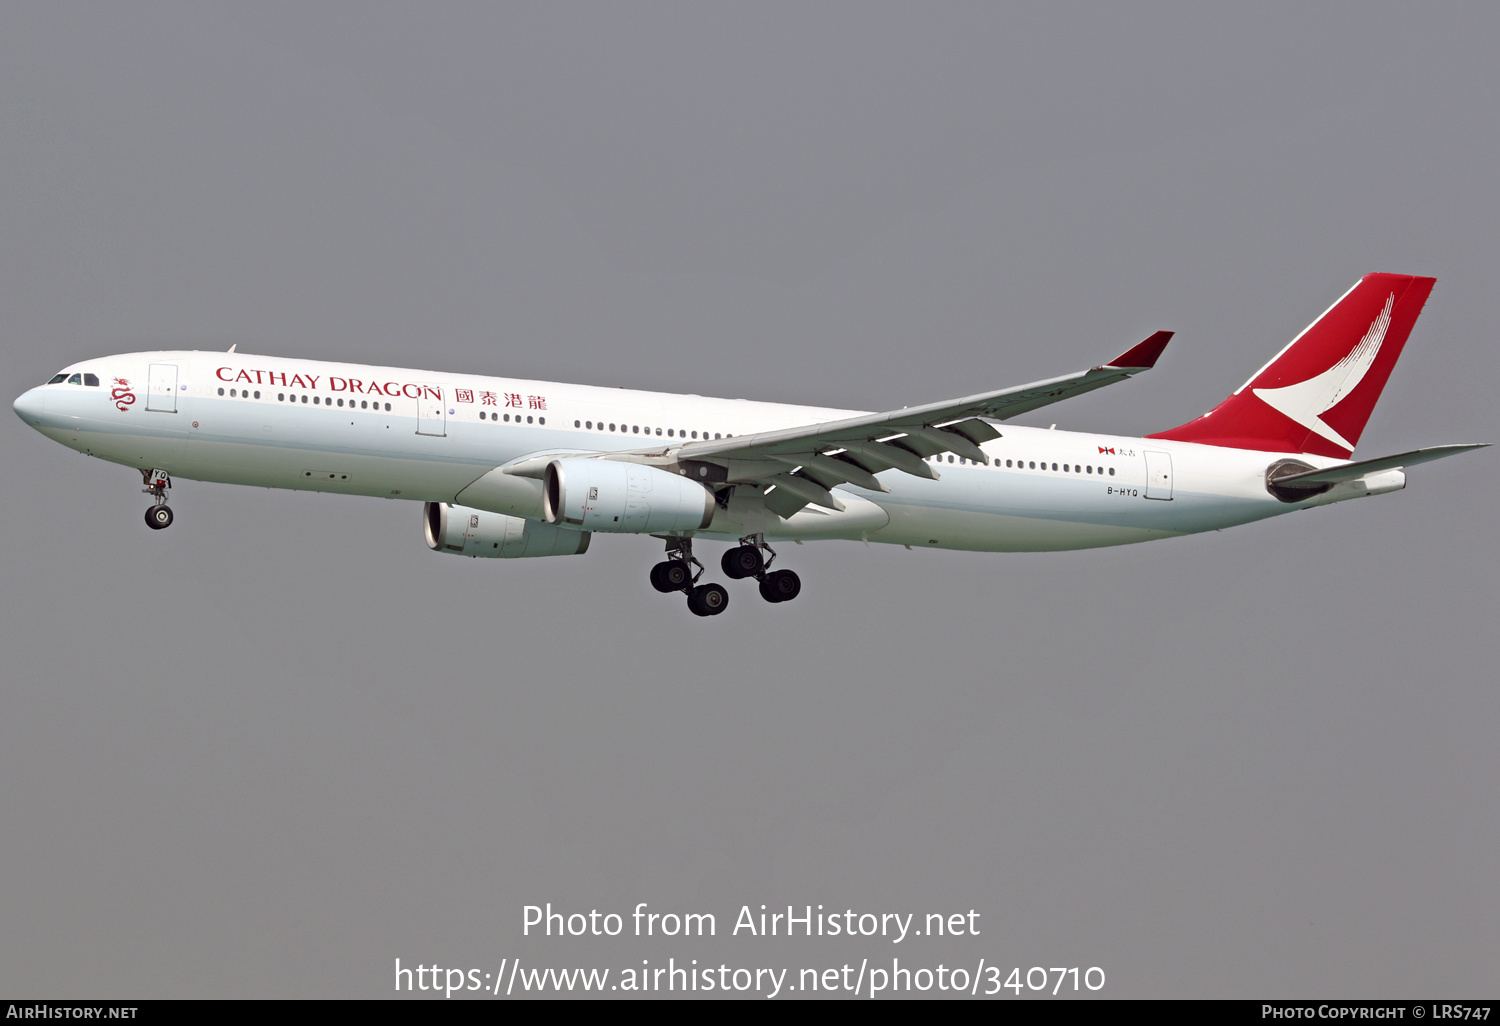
<box><xmin>14</xmin><ymin>350</ymin><xmax>1404</xmax><ymax>552</ymax></box>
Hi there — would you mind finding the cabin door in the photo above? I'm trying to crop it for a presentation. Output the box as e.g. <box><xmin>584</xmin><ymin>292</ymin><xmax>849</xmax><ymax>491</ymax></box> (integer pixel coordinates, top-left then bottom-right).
<box><xmin>146</xmin><ymin>363</ymin><xmax>178</xmax><ymax>413</ymax></box>
<box><xmin>416</xmin><ymin>385</ymin><xmax>446</xmax><ymax>436</ymax></box>
<box><xmin>1144</xmin><ymin>450</ymin><xmax>1174</xmax><ymax>500</ymax></box>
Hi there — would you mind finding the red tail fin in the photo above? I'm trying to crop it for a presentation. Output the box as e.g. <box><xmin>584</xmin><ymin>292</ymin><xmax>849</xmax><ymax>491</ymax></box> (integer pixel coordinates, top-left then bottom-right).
<box><xmin>1148</xmin><ymin>273</ymin><xmax>1436</xmax><ymax>457</ymax></box>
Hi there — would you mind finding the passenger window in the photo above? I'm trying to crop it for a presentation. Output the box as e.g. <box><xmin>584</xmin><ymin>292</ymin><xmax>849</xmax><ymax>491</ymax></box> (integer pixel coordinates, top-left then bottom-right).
<box><xmin>527</xmin><ymin>416</ymin><xmax>534</xmax><ymax>423</ymax></box>
<box><xmin>1109</xmin><ymin>467</ymin><xmax>1115</xmax><ymax>476</ymax></box>
<box><xmin>574</xmin><ymin>420</ymin><xmax>581</xmax><ymax>428</ymax></box>
<box><xmin>1051</xmin><ymin>463</ymin><xmax>1058</xmax><ymax>471</ymax></box>
<box><xmin>313</xmin><ymin>396</ymin><xmax>320</xmax><ymax>404</ymax></box>
<box><xmin>301</xmin><ymin>395</ymin><xmax>308</xmax><ymax>403</ymax></box>
<box><xmin>1029</xmin><ymin>461</ymin><xmax>1035</xmax><ymax>469</ymax></box>
<box><xmin>254</xmin><ymin>391</ymin><xmax>261</xmax><ymax>399</ymax></box>
<box><xmin>337</xmin><ymin>398</ymin><xmax>343</xmax><ymax>407</ymax></box>
<box><xmin>538</xmin><ymin>417</ymin><xmax>544</xmax><ymax>425</ymax></box>
<box><xmin>714</xmin><ymin>433</ymin><xmax>721</xmax><ymax>439</ymax></box>
<box><xmin>218</xmin><ymin>387</ymin><xmax>225</xmax><ymax>395</ymax></box>
<box><xmin>362</xmin><ymin>401</ymin><xmax>368</xmax><ymax>409</ymax></box>
<box><xmin>278</xmin><ymin>393</ymin><xmax>285</xmax><ymax>401</ymax></box>
<box><xmin>632</xmin><ymin>425</ymin><xmax>639</xmax><ymax>433</ymax></box>
<box><xmin>384</xmin><ymin>403</ymin><xmax>391</xmax><ymax>411</ymax></box>
<box><xmin>67</xmin><ymin>374</ymin><xmax>81</xmax><ymax>384</ymax></box>
<box><xmin>1006</xmin><ymin>459</ymin><xmax>1013</xmax><ymax>467</ymax></box>
<box><xmin>84</xmin><ymin>373</ymin><xmax>99</xmax><ymax>386</ymax></box>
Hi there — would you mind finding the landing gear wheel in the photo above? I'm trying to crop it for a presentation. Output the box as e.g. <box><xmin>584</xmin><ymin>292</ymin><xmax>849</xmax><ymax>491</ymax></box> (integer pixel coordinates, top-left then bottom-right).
<box><xmin>145</xmin><ymin>504</ymin><xmax>174</xmax><ymax>530</ymax></box>
<box><xmin>687</xmin><ymin>582</ymin><xmax>729</xmax><ymax>617</ymax></box>
<box><xmin>759</xmin><ymin>568</ymin><xmax>801</xmax><ymax>603</ymax></box>
<box><xmin>650</xmin><ymin>560</ymin><xmax>691</xmax><ymax>593</ymax></box>
<box><xmin>721</xmin><ymin>545</ymin><xmax>764</xmax><ymax>579</ymax></box>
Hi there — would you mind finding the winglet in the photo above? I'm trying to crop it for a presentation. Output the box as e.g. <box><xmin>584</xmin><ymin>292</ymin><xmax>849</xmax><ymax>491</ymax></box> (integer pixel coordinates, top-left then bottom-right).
<box><xmin>1103</xmin><ymin>330</ymin><xmax>1173</xmax><ymax>371</ymax></box>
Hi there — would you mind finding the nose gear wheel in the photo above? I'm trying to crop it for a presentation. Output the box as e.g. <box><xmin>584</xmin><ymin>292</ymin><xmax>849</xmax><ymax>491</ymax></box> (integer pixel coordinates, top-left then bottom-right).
<box><xmin>141</xmin><ymin>468</ymin><xmax>174</xmax><ymax>530</ymax></box>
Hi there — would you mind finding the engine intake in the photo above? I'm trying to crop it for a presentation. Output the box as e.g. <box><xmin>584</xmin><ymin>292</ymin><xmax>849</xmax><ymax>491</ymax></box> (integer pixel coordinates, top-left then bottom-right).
<box><xmin>424</xmin><ymin>502</ymin><xmax>590</xmax><ymax>557</ymax></box>
<box><xmin>544</xmin><ymin>458</ymin><xmax>715</xmax><ymax>533</ymax></box>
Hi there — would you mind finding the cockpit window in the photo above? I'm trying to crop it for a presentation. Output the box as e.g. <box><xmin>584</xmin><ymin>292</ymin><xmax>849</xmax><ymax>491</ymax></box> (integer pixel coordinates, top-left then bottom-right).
<box><xmin>84</xmin><ymin>373</ymin><xmax>99</xmax><ymax>386</ymax></box>
<box><xmin>67</xmin><ymin>374</ymin><xmax>81</xmax><ymax>384</ymax></box>
<box><xmin>48</xmin><ymin>373</ymin><xmax>67</xmax><ymax>384</ymax></box>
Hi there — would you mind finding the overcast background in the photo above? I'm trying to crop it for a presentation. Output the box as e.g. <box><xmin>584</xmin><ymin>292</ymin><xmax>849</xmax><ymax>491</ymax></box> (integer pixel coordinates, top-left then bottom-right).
<box><xmin>2</xmin><ymin>2</ymin><xmax>1496</xmax><ymax>999</ymax></box>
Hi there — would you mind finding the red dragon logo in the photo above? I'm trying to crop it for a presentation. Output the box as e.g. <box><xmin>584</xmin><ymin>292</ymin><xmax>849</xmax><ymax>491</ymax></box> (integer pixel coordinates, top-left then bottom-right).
<box><xmin>111</xmin><ymin>377</ymin><xmax>136</xmax><ymax>412</ymax></box>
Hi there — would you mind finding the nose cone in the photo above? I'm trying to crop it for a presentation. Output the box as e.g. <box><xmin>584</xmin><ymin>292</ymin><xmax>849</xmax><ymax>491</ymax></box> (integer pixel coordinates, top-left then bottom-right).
<box><xmin>13</xmin><ymin>387</ymin><xmax>46</xmax><ymax>426</ymax></box>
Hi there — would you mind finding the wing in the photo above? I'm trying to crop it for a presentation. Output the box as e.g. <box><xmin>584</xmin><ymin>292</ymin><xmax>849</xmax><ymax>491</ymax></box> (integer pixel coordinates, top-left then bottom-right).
<box><xmin>521</xmin><ymin>332</ymin><xmax>1170</xmax><ymax>520</ymax></box>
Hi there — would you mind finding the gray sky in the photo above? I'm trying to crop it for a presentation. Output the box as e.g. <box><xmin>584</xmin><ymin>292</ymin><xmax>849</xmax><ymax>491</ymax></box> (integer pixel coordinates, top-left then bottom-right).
<box><xmin>2</xmin><ymin>2</ymin><xmax>1495</xmax><ymax>998</ymax></box>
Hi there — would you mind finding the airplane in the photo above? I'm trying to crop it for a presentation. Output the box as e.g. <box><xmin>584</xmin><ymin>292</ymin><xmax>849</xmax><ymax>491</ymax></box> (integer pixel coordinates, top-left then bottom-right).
<box><xmin>12</xmin><ymin>272</ymin><xmax>1486</xmax><ymax>617</ymax></box>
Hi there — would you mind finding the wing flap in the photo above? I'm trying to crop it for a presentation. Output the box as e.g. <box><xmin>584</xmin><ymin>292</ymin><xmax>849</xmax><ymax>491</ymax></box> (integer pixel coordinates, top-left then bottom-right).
<box><xmin>765</xmin><ymin>473</ymin><xmax>846</xmax><ymax>512</ymax></box>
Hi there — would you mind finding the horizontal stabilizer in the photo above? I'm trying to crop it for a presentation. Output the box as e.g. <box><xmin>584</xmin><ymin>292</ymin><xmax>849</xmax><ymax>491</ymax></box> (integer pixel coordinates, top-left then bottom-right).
<box><xmin>1271</xmin><ymin>443</ymin><xmax>1489</xmax><ymax>487</ymax></box>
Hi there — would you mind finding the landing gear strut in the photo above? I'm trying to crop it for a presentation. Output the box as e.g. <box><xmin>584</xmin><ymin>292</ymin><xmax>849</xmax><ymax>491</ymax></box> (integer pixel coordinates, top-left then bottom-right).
<box><xmin>650</xmin><ymin>537</ymin><xmax>728</xmax><ymax>617</ymax></box>
<box><xmin>141</xmin><ymin>468</ymin><xmax>174</xmax><ymax>530</ymax></box>
<box><xmin>726</xmin><ymin>534</ymin><xmax>801</xmax><ymax>604</ymax></box>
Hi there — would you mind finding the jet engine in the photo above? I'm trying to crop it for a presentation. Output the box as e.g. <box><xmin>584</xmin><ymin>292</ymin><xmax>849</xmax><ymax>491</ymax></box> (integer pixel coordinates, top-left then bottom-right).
<box><xmin>424</xmin><ymin>502</ymin><xmax>590</xmax><ymax>558</ymax></box>
<box><xmin>543</xmin><ymin>458</ymin><xmax>715</xmax><ymax>534</ymax></box>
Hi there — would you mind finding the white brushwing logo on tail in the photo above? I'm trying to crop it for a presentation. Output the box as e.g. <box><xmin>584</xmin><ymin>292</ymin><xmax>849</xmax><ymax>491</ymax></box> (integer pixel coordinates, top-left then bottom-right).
<box><xmin>1251</xmin><ymin>293</ymin><xmax>1394</xmax><ymax>453</ymax></box>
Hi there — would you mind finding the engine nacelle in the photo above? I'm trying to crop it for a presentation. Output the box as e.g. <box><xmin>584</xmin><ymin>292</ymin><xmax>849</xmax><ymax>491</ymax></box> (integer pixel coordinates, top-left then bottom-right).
<box><xmin>543</xmin><ymin>458</ymin><xmax>715</xmax><ymax>534</ymax></box>
<box><xmin>424</xmin><ymin>502</ymin><xmax>591</xmax><ymax>558</ymax></box>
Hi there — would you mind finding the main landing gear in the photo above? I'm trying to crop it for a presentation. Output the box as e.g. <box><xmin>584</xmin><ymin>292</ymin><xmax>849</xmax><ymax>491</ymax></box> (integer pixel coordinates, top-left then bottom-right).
<box><xmin>721</xmin><ymin>535</ymin><xmax>801</xmax><ymax>604</ymax></box>
<box><xmin>141</xmin><ymin>468</ymin><xmax>174</xmax><ymax>530</ymax></box>
<box><xmin>651</xmin><ymin>535</ymin><xmax>804</xmax><ymax>617</ymax></box>
<box><xmin>650</xmin><ymin>537</ymin><xmax>729</xmax><ymax>617</ymax></box>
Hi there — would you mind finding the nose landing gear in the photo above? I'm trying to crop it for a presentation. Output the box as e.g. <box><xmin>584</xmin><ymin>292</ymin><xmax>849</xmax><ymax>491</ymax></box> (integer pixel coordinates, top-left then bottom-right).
<box><xmin>141</xmin><ymin>468</ymin><xmax>174</xmax><ymax>530</ymax></box>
